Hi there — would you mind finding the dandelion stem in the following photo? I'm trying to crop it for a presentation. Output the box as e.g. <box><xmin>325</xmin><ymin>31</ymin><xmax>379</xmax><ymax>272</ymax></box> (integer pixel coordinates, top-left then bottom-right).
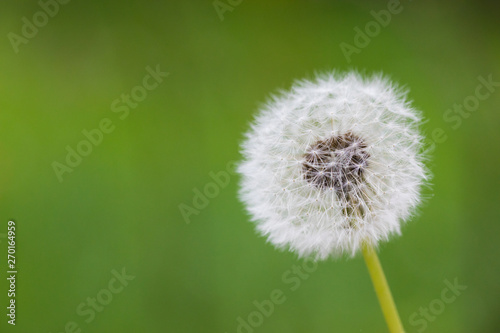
<box><xmin>362</xmin><ymin>242</ymin><xmax>405</xmax><ymax>333</ymax></box>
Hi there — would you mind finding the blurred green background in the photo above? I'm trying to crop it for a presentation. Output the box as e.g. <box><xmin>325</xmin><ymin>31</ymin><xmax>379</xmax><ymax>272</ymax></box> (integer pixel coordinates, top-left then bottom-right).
<box><xmin>1</xmin><ymin>1</ymin><xmax>499</xmax><ymax>332</ymax></box>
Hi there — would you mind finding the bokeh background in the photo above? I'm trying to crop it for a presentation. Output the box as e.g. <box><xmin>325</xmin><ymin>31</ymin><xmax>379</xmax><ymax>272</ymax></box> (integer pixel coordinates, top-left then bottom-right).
<box><xmin>1</xmin><ymin>1</ymin><xmax>499</xmax><ymax>332</ymax></box>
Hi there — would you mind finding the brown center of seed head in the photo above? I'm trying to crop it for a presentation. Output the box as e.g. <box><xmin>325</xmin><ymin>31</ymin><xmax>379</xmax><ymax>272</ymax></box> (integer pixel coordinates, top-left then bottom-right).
<box><xmin>302</xmin><ymin>132</ymin><xmax>370</xmax><ymax>216</ymax></box>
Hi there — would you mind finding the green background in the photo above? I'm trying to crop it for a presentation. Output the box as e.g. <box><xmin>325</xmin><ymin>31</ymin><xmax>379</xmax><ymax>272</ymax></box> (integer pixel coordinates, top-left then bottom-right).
<box><xmin>1</xmin><ymin>1</ymin><xmax>499</xmax><ymax>332</ymax></box>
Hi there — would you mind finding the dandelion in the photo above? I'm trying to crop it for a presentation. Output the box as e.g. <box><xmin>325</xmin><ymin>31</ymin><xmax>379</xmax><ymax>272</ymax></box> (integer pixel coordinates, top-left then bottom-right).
<box><xmin>237</xmin><ymin>71</ymin><xmax>429</xmax><ymax>332</ymax></box>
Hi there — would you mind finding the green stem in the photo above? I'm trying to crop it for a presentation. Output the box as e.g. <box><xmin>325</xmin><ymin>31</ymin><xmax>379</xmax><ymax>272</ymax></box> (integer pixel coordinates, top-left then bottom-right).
<box><xmin>362</xmin><ymin>242</ymin><xmax>405</xmax><ymax>333</ymax></box>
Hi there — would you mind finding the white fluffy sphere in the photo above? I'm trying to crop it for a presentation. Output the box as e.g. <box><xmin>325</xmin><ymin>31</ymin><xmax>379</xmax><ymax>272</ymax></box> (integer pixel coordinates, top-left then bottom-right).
<box><xmin>238</xmin><ymin>72</ymin><xmax>428</xmax><ymax>260</ymax></box>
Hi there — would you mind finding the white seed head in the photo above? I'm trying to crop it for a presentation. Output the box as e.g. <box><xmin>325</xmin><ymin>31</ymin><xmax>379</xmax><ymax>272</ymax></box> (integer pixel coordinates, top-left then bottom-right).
<box><xmin>237</xmin><ymin>71</ymin><xmax>429</xmax><ymax>260</ymax></box>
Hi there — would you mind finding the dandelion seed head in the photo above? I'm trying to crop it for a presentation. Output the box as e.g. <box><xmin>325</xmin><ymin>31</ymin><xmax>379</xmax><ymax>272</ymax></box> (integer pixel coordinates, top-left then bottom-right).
<box><xmin>237</xmin><ymin>71</ymin><xmax>429</xmax><ymax>260</ymax></box>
